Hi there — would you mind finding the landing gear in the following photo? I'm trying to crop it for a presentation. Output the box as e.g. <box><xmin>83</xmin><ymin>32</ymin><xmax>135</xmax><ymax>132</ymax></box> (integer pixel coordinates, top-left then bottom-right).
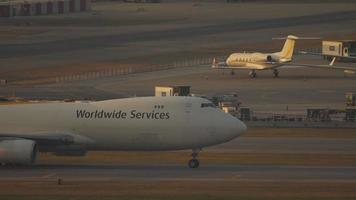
<box><xmin>273</xmin><ymin>69</ymin><xmax>279</xmax><ymax>78</ymax></box>
<box><xmin>230</xmin><ymin>70</ymin><xmax>235</xmax><ymax>75</ymax></box>
<box><xmin>249</xmin><ymin>70</ymin><xmax>257</xmax><ymax>78</ymax></box>
<box><xmin>188</xmin><ymin>159</ymin><xmax>199</xmax><ymax>168</ymax></box>
<box><xmin>188</xmin><ymin>149</ymin><xmax>201</xmax><ymax>168</ymax></box>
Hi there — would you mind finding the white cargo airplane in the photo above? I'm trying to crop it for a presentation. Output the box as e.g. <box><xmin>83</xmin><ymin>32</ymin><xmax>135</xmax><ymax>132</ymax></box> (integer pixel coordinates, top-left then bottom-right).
<box><xmin>212</xmin><ymin>35</ymin><xmax>356</xmax><ymax>78</ymax></box>
<box><xmin>0</xmin><ymin>96</ymin><xmax>246</xmax><ymax>168</ymax></box>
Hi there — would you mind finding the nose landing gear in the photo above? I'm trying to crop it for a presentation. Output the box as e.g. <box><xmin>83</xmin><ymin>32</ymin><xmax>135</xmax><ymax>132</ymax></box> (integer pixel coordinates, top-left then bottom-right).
<box><xmin>188</xmin><ymin>149</ymin><xmax>201</xmax><ymax>168</ymax></box>
<box><xmin>273</xmin><ymin>69</ymin><xmax>279</xmax><ymax>78</ymax></box>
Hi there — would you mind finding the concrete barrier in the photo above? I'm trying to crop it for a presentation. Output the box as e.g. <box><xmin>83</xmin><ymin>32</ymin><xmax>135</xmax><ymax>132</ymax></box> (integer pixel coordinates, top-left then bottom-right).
<box><xmin>245</xmin><ymin>120</ymin><xmax>356</xmax><ymax>128</ymax></box>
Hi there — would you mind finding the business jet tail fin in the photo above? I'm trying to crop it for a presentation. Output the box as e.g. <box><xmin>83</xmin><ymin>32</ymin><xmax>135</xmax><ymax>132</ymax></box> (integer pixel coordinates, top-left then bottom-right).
<box><xmin>279</xmin><ymin>35</ymin><xmax>298</xmax><ymax>60</ymax></box>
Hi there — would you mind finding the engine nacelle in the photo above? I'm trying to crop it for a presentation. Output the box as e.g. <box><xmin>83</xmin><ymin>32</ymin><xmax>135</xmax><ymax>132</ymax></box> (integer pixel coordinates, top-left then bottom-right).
<box><xmin>266</xmin><ymin>55</ymin><xmax>279</xmax><ymax>62</ymax></box>
<box><xmin>0</xmin><ymin>139</ymin><xmax>37</xmax><ymax>165</ymax></box>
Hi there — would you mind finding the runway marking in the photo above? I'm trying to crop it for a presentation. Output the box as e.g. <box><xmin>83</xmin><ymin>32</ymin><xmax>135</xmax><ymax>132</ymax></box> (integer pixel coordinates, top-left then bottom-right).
<box><xmin>231</xmin><ymin>174</ymin><xmax>242</xmax><ymax>180</ymax></box>
<box><xmin>41</xmin><ymin>173</ymin><xmax>57</xmax><ymax>178</ymax></box>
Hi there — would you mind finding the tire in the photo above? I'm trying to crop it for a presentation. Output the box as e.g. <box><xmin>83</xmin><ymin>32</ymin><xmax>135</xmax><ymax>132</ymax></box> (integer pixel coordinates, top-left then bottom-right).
<box><xmin>188</xmin><ymin>159</ymin><xmax>200</xmax><ymax>168</ymax></box>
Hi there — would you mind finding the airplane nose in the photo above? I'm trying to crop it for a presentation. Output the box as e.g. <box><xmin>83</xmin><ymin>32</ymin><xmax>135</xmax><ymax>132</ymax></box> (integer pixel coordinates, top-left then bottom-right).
<box><xmin>235</xmin><ymin>119</ymin><xmax>247</xmax><ymax>136</ymax></box>
<box><xmin>225</xmin><ymin>116</ymin><xmax>247</xmax><ymax>140</ymax></box>
<box><xmin>212</xmin><ymin>111</ymin><xmax>247</xmax><ymax>144</ymax></box>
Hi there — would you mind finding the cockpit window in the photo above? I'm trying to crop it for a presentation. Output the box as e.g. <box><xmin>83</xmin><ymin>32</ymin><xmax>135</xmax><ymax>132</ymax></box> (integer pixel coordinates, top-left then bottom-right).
<box><xmin>201</xmin><ymin>103</ymin><xmax>216</xmax><ymax>108</ymax></box>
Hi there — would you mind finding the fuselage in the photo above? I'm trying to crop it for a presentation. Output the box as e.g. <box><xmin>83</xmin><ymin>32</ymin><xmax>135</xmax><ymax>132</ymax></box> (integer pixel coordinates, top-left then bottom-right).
<box><xmin>225</xmin><ymin>52</ymin><xmax>285</xmax><ymax>70</ymax></box>
<box><xmin>0</xmin><ymin>96</ymin><xmax>246</xmax><ymax>151</ymax></box>
<box><xmin>222</xmin><ymin>35</ymin><xmax>297</xmax><ymax>71</ymax></box>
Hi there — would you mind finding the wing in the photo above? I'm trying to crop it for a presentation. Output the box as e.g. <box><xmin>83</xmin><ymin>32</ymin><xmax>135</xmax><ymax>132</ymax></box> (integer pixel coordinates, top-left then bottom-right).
<box><xmin>211</xmin><ymin>59</ymin><xmax>279</xmax><ymax>70</ymax></box>
<box><xmin>299</xmin><ymin>51</ymin><xmax>356</xmax><ymax>60</ymax></box>
<box><xmin>281</xmin><ymin>63</ymin><xmax>356</xmax><ymax>73</ymax></box>
<box><xmin>0</xmin><ymin>131</ymin><xmax>94</xmax><ymax>146</ymax></box>
<box><xmin>282</xmin><ymin>57</ymin><xmax>356</xmax><ymax>73</ymax></box>
<box><xmin>212</xmin><ymin>61</ymin><xmax>246</xmax><ymax>69</ymax></box>
<box><xmin>298</xmin><ymin>51</ymin><xmax>324</xmax><ymax>56</ymax></box>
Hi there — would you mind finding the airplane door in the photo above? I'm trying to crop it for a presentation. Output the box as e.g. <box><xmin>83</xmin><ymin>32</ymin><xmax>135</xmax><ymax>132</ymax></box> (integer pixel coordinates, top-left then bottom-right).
<box><xmin>207</xmin><ymin>109</ymin><xmax>217</xmax><ymax>139</ymax></box>
<box><xmin>184</xmin><ymin>102</ymin><xmax>192</xmax><ymax>122</ymax></box>
<box><xmin>184</xmin><ymin>102</ymin><xmax>192</xmax><ymax>114</ymax></box>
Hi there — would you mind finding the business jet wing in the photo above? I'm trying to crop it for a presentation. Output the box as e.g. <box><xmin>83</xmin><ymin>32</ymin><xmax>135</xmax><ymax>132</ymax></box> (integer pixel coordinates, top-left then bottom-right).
<box><xmin>299</xmin><ymin>51</ymin><xmax>356</xmax><ymax>60</ymax></box>
<box><xmin>212</xmin><ymin>63</ymin><xmax>247</xmax><ymax>69</ymax></box>
<box><xmin>0</xmin><ymin>131</ymin><xmax>93</xmax><ymax>145</ymax></box>
<box><xmin>281</xmin><ymin>58</ymin><xmax>356</xmax><ymax>74</ymax></box>
<box><xmin>211</xmin><ymin>58</ymin><xmax>246</xmax><ymax>69</ymax></box>
<box><xmin>211</xmin><ymin>59</ymin><xmax>281</xmax><ymax>70</ymax></box>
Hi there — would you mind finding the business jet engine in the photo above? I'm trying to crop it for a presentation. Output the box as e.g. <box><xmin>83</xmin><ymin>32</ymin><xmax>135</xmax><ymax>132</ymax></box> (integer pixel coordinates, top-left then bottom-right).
<box><xmin>266</xmin><ymin>55</ymin><xmax>279</xmax><ymax>62</ymax></box>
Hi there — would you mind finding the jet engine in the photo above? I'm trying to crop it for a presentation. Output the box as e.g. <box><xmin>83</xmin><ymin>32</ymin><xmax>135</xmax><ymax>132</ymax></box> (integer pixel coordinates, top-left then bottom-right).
<box><xmin>266</xmin><ymin>55</ymin><xmax>279</xmax><ymax>62</ymax></box>
<box><xmin>0</xmin><ymin>139</ymin><xmax>38</xmax><ymax>165</ymax></box>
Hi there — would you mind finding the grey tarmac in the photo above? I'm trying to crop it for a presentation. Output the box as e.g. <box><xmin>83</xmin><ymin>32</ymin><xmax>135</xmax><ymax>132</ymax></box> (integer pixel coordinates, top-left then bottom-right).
<box><xmin>1</xmin><ymin>164</ymin><xmax>356</xmax><ymax>183</ymax></box>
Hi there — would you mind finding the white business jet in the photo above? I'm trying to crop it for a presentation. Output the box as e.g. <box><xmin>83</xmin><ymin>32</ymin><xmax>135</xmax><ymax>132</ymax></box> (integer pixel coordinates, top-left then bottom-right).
<box><xmin>212</xmin><ymin>35</ymin><xmax>356</xmax><ymax>78</ymax></box>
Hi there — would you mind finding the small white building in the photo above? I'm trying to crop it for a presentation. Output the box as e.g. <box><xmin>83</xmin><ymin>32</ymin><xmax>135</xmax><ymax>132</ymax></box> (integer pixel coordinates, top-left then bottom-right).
<box><xmin>155</xmin><ymin>85</ymin><xmax>191</xmax><ymax>97</ymax></box>
<box><xmin>322</xmin><ymin>40</ymin><xmax>356</xmax><ymax>61</ymax></box>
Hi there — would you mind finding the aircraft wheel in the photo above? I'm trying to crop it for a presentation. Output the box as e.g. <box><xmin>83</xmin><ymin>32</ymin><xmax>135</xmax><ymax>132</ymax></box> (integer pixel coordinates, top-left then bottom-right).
<box><xmin>188</xmin><ymin>159</ymin><xmax>200</xmax><ymax>168</ymax></box>
<box><xmin>273</xmin><ymin>69</ymin><xmax>279</xmax><ymax>78</ymax></box>
<box><xmin>249</xmin><ymin>70</ymin><xmax>257</xmax><ymax>78</ymax></box>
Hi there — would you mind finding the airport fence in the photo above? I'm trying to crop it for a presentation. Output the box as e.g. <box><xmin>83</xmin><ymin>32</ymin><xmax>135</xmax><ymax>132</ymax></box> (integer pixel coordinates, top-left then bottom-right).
<box><xmin>46</xmin><ymin>47</ymin><xmax>325</xmax><ymax>84</ymax></box>
<box><xmin>54</xmin><ymin>56</ymin><xmax>223</xmax><ymax>84</ymax></box>
<box><xmin>53</xmin><ymin>49</ymin><xmax>323</xmax><ymax>84</ymax></box>
<box><xmin>239</xmin><ymin>110</ymin><xmax>356</xmax><ymax>128</ymax></box>
<box><xmin>245</xmin><ymin>121</ymin><xmax>356</xmax><ymax>128</ymax></box>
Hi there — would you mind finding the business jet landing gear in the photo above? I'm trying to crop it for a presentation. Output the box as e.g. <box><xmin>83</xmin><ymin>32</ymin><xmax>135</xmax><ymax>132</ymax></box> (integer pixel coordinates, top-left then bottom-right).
<box><xmin>230</xmin><ymin>70</ymin><xmax>235</xmax><ymax>75</ymax></box>
<box><xmin>249</xmin><ymin>70</ymin><xmax>257</xmax><ymax>78</ymax></box>
<box><xmin>273</xmin><ymin>69</ymin><xmax>279</xmax><ymax>78</ymax></box>
<box><xmin>188</xmin><ymin>149</ymin><xmax>201</xmax><ymax>168</ymax></box>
